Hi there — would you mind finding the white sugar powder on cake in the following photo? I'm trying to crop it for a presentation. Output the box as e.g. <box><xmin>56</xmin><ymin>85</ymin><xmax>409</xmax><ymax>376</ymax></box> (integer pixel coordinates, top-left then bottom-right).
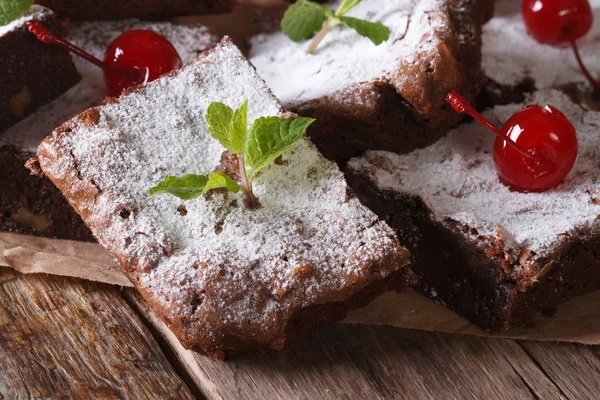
<box><xmin>37</xmin><ymin>39</ymin><xmax>403</xmax><ymax>330</ymax></box>
<box><xmin>483</xmin><ymin>0</ymin><xmax>600</xmax><ymax>89</ymax></box>
<box><xmin>348</xmin><ymin>89</ymin><xmax>600</xmax><ymax>259</ymax></box>
<box><xmin>249</xmin><ymin>0</ymin><xmax>447</xmax><ymax>108</ymax></box>
<box><xmin>0</xmin><ymin>19</ymin><xmax>217</xmax><ymax>153</ymax></box>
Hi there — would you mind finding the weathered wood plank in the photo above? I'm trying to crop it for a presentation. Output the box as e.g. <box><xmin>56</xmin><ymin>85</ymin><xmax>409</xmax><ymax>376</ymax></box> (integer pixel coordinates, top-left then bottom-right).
<box><xmin>519</xmin><ymin>340</ymin><xmax>600</xmax><ymax>400</ymax></box>
<box><xmin>124</xmin><ymin>289</ymin><xmax>569</xmax><ymax>400</ymax></box>
<box><xmin>0</xmin><ymin>267</ymin><xmax>193</xmax><ymax>399</ymax></box>
<box><xmin>483</xmin><ymin>340</ymin><xmax>565</xmax><ymax>399</ymax></box>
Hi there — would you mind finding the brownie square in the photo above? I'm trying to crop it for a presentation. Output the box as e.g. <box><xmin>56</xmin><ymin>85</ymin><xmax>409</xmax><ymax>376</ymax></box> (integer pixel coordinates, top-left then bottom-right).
<box><xmin>249</xmin><ymin>0</ymin><xmax>494</xmax><ymax>164</ymax></box>
<box><xmin>34</xmin><ymin>38</ymin><xmax>410</xmax><ymax>358</ymax></box>
<box><xmin>347</xmin><ymin>89</ymin><xmax>600</xmax><ymax>331</ymax></box>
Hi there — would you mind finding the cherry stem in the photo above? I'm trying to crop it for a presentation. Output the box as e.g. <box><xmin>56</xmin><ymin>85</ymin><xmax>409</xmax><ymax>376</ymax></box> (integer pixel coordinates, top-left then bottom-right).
<box><xmin>238</xmin><ymin>155</ymin><xmax>259</xmax><ymax>208</ymax></box>
<box><xmin>570</xmin><ymin>40</ymin><xmax>600</xmax><ymax>93</ymax></box>
<box><xmin>446</xmin><ymin>91</ymin><xmax>541</xmax><ymax>161</ymax></box>
<box><xmin>26</xmin><ymin>22</ymin><xmax>140</xmax><ymax>81</ymax></box>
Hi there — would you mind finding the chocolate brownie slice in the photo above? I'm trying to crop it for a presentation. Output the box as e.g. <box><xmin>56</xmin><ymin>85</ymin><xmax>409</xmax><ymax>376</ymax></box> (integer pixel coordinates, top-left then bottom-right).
<box><xmin>347</xmin><ymin>89</ymin><xmax>600</xmax><ymax>332</ymax></box>
<box><xmin>249</xmin><ymin>0</ymin><xmax>494</xmax><ymax>164</ymax></box>
<box><xmin>35</xmin><ymin>0</ymin><xmax>235</xmax><ymax>20</ymax></box>
<box><xmin>33</xmin><ymin>37</ymin><xmax>411</xmax><ymax>358</ymax></box>
<box><xmin>0</xmin><ymin>6</ymin><xmax>79</xmax><ymax>133</ymax></box>
<box><xmin>0</xmin><ymin>20</ymin><xmax>217</xmax><ymax>240</ymax></box>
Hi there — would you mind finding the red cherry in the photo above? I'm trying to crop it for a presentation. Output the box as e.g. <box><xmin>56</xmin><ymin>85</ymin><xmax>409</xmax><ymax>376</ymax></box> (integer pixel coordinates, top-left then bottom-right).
<box><xmin>447</xmin><ymin>91</ymin><xmax>578</xmax><ymax>192</ymax></box>
<box><xmin>522</xmin><ymin>0</ymin><xmax>600</xmax><ymax>93</ymax></box>
<box><xmin>27</xmin><ymin>23</ymin><xmax>182</xmax><ymax>97</ymax></box>
<box><xmin>522</xmin><ymin>0</ymin><xmax>593</xmax><ymax>44</ymax></box>
<box><xmin>103</xmin><ymin>30</ymin><xmax>182</xmax><ymax>97</ymax></box>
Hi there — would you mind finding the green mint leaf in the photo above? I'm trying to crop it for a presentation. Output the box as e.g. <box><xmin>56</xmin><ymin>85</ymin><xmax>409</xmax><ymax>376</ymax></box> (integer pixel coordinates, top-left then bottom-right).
<box><xmin>244</xmin><ymin>116</ymin><xmax>315</xmax><ymax>179</ymax></box>
<box><xmin>148</xmin><ymin>174</ymin><xmax>208</xmax><ymax>200</ymax></box>
<box><xmin>339</xmin><ymin>16</ymin><xmax>390</xmax><ymax>45</ymax></box>
<box><xmin>206</xmin><ymin>101</ymin><xmax>248</xmax><ymax>155</ymax></box>
<box><xmin>203</xmin><ymin>172</ymin><xmax>241</xmax><ymax>194</ymax></box>
<box><xmin>335</xmin><ymin>0</ymin><xmax>361</xmax><ymax>16</ymax></box>
<box><xmin>0</xmin><ymin>0</ymin><xmax>33</xmax><ymax>25</ymax></box>
<box><xmin>206</xmin><ymin>102</ymin><xmax>234</xmax><ymax>151</ymax></box>
<box><xmin>231</xmin><ymin>100</ymin><xmax>248</xmax><ymax>155</ymax></box>
<box><xmin>281</xmin><ymin>0</ymin><xmax>332</xmax><ymax>42</ymax></box>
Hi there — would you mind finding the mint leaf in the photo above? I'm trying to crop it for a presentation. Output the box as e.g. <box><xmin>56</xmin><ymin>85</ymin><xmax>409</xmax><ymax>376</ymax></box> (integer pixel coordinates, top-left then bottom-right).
<box><xmin>206</xmin><ymin>102</ymin><xmax>234</xmax><ymax>150</ymax></box>
<box><xmin>339</xmin><ymin>16</ymin><xmax>390</xmax><ymax>45</ymax></box>
<box><xmin>335</xmin><ymin>0</ymin><xmax>361</xmax><ymax>16</ymax></box>
<box><xmin>231</xmin><ymin>100</ymin><xmax>248</xmax><ymax>155</ymax></box>
<box><xmin>281</xmin><ymin>0</ymin><xmax>332</xmax><ymax>42</ymax></box>
<box><xmin>148</xmin><ymin>174</ymin><xmax>208</xmax><ymax>200</ymax></box>
<box><xmin>0</xmin><ymin>0</ymin><xmax>33</xmax><ymax>25</ymax></box>
<box><xmin>203</xmin><ymin>172</ymin><xmax>241</xmax><ymax>193</ymax></box>
<box><xmin>206</xmin><ymin>101</ymin><xmax>248</xmax><ymax>155</ymax></box>
<box><xmin>244</xmin><ymin>116</ymin><xmax>315</xmax><ymax>179</ymax></box>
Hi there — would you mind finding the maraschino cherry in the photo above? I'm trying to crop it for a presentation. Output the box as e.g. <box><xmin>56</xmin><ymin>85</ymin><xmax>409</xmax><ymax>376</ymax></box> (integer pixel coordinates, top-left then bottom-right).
<box><xmin>522</xmin><ymin>0</ymin><xmax>599</xmax><ymax>92</ymax></box>
<box><xmin>446</xmin><ymin>91</ymin><xmax>578</xmax><ymax>192</ymax></box>
<box><xmin>27</xmin><ymin>23</ymin><xmax>182</xmax><ymax>97</ymax></box>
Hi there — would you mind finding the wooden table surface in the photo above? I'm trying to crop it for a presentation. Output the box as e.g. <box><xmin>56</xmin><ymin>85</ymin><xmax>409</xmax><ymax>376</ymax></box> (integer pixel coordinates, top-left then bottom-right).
<box><xmin>2</xmin><ymin>267</ymin><xmax>599</xmax><ymax>399</ymax></box>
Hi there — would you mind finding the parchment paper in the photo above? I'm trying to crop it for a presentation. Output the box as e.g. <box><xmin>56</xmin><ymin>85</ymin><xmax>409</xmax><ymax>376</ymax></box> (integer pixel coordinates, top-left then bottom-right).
<box><xmin>0</xmin><ymin>232</ymin><xmax>131</xmax><ymax>287</ymax></box>
<box><xmin>2</xmin><ymin>231</ymin><xmax>600</xmax><ymax>344</ymax></box>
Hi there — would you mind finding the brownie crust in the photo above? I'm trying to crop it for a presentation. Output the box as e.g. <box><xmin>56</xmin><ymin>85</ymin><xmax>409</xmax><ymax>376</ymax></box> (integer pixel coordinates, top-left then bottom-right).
<box><xmin>294</xmin><ymin>0</ymin><xmax>495</xmax><ymax>165</ymax></box>
<box><xmin>0</xmin><ymin>146</ymin><xmax>93</xmax><ymax>241</ymax></box>
<box><xmin>347</xmin><ymin>166</ymin><xmax>600</xmax><ymax>332</ymax></box>
<box><xmin>35</xmin><ymin>0</ymin><xmax>235</xmax><ymax>20</ymax></box>
<box><xmin>0</xmin><ymin>10</ymin><xmax>80</xmax><ymax>133</ymax></box>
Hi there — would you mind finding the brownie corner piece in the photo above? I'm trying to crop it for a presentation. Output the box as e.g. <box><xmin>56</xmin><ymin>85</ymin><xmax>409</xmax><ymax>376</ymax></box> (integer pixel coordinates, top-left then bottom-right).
<box><xmin>0</xmin><ymin>6</ymin><xmax>80</xmax><ymax>133</ymax></box>
<box><xmin>35</xmin><ymin>37</ymin><xmax>411</xmax><ymax>358</ymax></box>
<box><xmin>346</xmin><ymin>89</ymin><xmax>600</xmax><ymax>332</ymax></box>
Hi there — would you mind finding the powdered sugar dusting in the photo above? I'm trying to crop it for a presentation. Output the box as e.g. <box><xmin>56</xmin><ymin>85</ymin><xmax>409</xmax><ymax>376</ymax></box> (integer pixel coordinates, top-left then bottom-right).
<box><xmin>39</xmin><ymin>40</ymin><xmax>404</xmax><ymax>340</ymax></box>
<box><xmin>249</xmin><ymin>0</ymin><xmax>447</xmax><ymax>108</ymax></box>
<box><xmin>348</xmin><ymin>89</ymin><xmax>600</xmax><ymax>259</ymax></box>
<box><xmin>0</xmin><ymin>19</ymin><xmax>217</xmax><ymax>153</ymax></box>
<box><xmin>483</xmin><ymin>0</ymin><xmax>600</xmax><ymax>88</ymax></box>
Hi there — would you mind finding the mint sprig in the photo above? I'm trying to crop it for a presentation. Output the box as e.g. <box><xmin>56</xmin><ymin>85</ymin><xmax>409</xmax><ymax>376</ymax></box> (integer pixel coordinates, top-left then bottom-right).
<box><xmin>0</xmin><ymin>0</ymin><xmax>33</xmax><ymax>26</ymax></box>
<box><xmin>149</xmin><ymin>101</ymin><xmax>315</xmax><ymax>208</ymax></box>
<box><xmin>281</xmin><ymin>0</ymin><xmax>390</xmax><ymax>54</ymax></box>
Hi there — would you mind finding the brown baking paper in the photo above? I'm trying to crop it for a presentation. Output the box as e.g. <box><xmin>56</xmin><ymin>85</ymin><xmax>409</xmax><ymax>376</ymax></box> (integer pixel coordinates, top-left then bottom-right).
<box><xmin>0</xmin><ymin>232</ymin><xmax>131</xmax><ymax>287</ymax></box>
<box><xmin>2</xmin><ymin>232</ymin><xmax>600</xmax><ymax>344</ymax></box>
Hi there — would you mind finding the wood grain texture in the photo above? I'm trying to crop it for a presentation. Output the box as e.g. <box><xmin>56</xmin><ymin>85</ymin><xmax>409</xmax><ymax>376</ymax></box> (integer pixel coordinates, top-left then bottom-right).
<box><xmin>124</xmin><ymin>288</ymin><xmax>587</xmax><ymax>400</ymax></box>
<box><xmin>4</xmin><ymin>277</ymin><xmax>600</xmax><ymax>399</ymax></box>
<box><xmin>0</xmin><ymin>267</ymin><xmax>193</xmax><ymax>399</ymax></box>
<box><xmin>519</xmin><ymin>340</ymin><xmax>600</xmax><ymax>400</ymax></box>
